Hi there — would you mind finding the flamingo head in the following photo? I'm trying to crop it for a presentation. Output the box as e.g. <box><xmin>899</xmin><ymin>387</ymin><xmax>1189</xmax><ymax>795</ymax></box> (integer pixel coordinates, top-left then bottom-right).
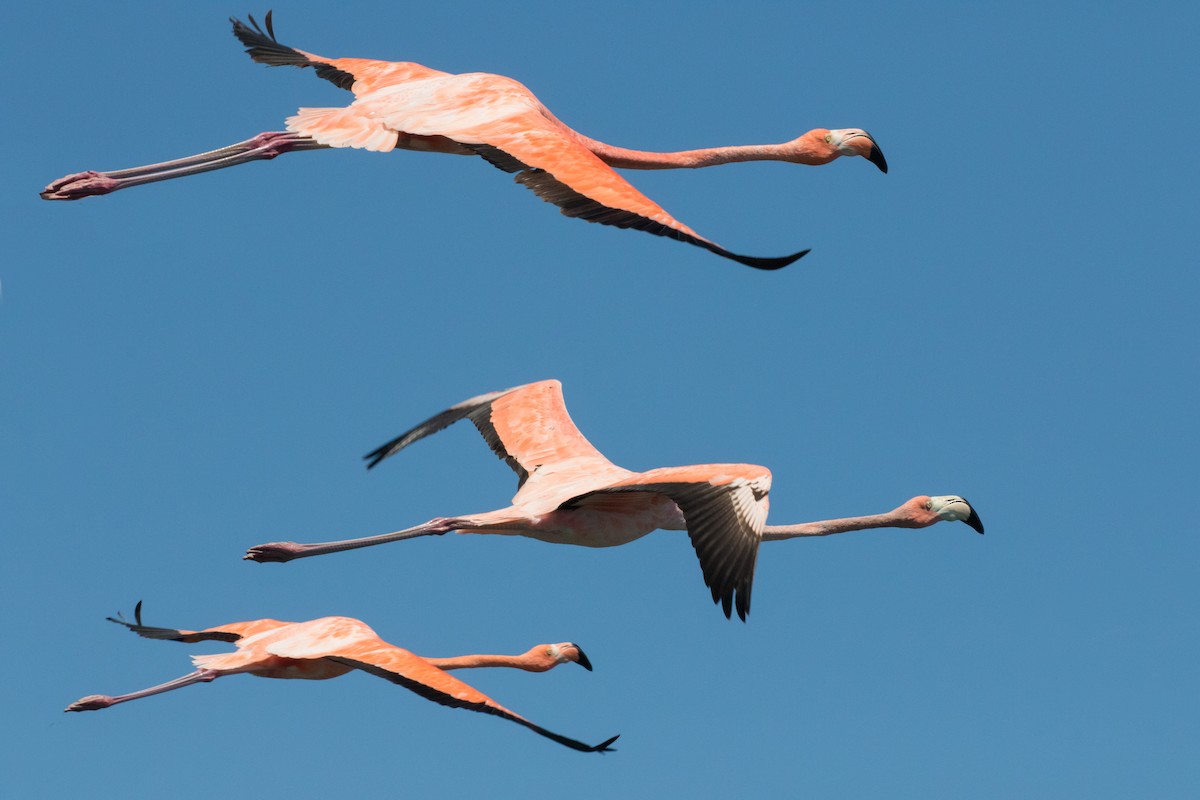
<box><xmin>826</xmin><ymin>128</ymin><xmax>888</xmax><ymax>172</ymax></box>
<box><xmin>545</xmin><ymin>642</ymin><xmax>594</xmax><ymax>671</ymax></box>
<box><xmin>908</xmin><ymin>495</ymin><xmax>985</xmax><ymax>534</ymax></box>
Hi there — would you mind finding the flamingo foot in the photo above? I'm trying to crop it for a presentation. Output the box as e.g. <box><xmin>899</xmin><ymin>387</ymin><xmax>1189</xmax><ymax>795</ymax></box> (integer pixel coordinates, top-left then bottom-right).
<box><xmin>41</xmin><ymin>171</ymin><xmax>122</xmax><ymax>200</ymax></box>
<box><xmin>244</xmin><ymin>541</ymin><xmax>305</xmax><ymax>563</ymax></box>
<box><xmin>65</xmin><ymin>694</ymin><xmax>115</xmax><ymax>712</ymax></box>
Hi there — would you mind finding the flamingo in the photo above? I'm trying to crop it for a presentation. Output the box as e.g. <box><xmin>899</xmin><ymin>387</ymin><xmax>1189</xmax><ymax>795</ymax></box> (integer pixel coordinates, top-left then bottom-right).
<box><xmin>66</xmin><ymin>601</ymin><xmax>617</xmax><ymax>754</ymax></box>
<box><xmin>245</xmin><ymin>380</ymin><xmax>984</xmax><ymax>621</ymax></box>
<box><xmin>40</xmin><ymin>13</ymin><xmax>887</xmax><ymax>270</ymax></box>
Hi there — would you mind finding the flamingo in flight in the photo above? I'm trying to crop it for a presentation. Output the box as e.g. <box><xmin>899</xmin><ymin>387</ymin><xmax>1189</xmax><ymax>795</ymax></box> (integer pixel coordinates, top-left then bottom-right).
<box><xmin>40</xmin><ymin>13</ymin><xmax>888</xmax><ymax>270</ymax></box>
<box><xmin>67</xmin><ymin>602</ymin><xmax>617</xmax><ymax>754</ymax></box>
<box><xmin>245</xmin><ymin>380</ymin><xmax>984</xmax><ymax>621</ymax></box>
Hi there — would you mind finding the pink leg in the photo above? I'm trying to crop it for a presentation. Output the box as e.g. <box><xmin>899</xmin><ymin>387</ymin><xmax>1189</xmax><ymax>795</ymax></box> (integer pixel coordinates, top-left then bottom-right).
<box><xmin>65</xmin><ymin>669</ymin><xmax>217</xmax><ymax>712</ymax></box>
<box><xmin>244</xmin><ymin>517</ymin><xmax>460</xmax><ymax>563</ymax></box>
<box><xmin>40</xmin><ymin>132</ymin><xmax>329</xmax><ymax>200</ymax></box>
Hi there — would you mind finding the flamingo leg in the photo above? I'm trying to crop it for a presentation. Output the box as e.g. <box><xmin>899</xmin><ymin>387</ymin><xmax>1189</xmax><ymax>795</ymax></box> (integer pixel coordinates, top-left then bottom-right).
<box><xmin>244</xmin><ymin>516</ymin><xmax>463</xmax><ymax>563</ymax></box>
<box><xmin>40</xmin><ymin>132</ymin><xmax>328</xmax><ymax>200</ymax></box>
<box><xmin>243</xmin><ymin>508</ymin><xmax>539</xmax><ymax>563</ymax></box>
<box><xmin>65</xmin><ymin>669</ymin><xmax>218</xmax><ymax>712</ymax></box>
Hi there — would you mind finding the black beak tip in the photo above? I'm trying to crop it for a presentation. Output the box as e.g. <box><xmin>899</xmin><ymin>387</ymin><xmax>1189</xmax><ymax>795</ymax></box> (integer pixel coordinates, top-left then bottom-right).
<box><xmin>570</xmin><ymin>643</ymin><xmax>593</xmax><ymax>671</ymax></box>
<box><xmin>868</xmin><ymin>144</ymin><xmax>888</xmax><ymax>174</ymax></box>
<box><xmin>965</xmin><ymin>507</ymin><xmax>985</xmax><ymax>535</ymax></box>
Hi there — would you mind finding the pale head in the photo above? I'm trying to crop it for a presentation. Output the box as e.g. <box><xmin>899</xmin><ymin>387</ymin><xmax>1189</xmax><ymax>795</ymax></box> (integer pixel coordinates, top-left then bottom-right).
<box><xmin>829</xmin><ymin>128</ymin><xmax>888</xmax><ymax>172</ymax></box>
<box><xmin>920</xmin><ymin>495</ymin><xmax>985</xmax><ymax>534</ymax></box>
<box><xmin>540</xmin><ymin>642</ymin><xmax>593</xmax><ymax>671</ymax></box>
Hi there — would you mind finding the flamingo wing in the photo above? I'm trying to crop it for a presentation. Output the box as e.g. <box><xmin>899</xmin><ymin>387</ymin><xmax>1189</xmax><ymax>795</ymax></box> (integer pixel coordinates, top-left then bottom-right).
<box><xmin>463</xmin><ymin>126</ymin><xmax>808</xmax><ymax>270</ymax></box>
<box><xmin>364</xmin><ymin>379</ymin><xmax>617</xmax><ymax>489</ymax></box>
<box><xmin>285</xmin><ymin>636</ymin><xmax>618</xmax><ymax>752</ymax></box>
<box><xmin>231</xmin><ymin>13</ymin><xmax>449</xmax><ymax>95</ymax></box>
<box><xmin>287</xmin><ymin>76</ymin><xmax>804</xmax><ymax>269</ymax></box>
<box><xmin>561</xmin><ymin>465</ymin><xmax>771</xmax><ymax>620</ymax></box>
<box><xmin>106</xmin><ymin>601</ymin><xmax>290</xmax><ymax>644</ymax></box>
<box><xmin>233</xmin><ymin>15</ymin><xmax>803</xmax><ymax>268</ymax></box>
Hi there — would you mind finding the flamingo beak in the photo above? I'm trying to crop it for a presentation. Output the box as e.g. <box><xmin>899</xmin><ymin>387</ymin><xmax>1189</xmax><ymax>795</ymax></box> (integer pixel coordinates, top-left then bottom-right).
<box><xmin>963</xmin><ymin>504</ymin><xmax>985</xmax><ymax>535</ymax></box>
<box><xmin>866</xmin><ymin>141</ymin><xmax>888</xmax><ymax>173</ymax></box>
<box><xmin>569</xmin><ymin>643</ymin><xmax>593</xmax><ymax>671</ymax></box>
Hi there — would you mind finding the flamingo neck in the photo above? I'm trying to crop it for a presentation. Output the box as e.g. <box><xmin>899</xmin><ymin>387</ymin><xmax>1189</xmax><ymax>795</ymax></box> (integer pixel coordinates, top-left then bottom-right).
<box><xmin>423</xmin><ymin>653</ymin><xmax>537</xmax><ymax>671</ymax></box>
<box><xmin>761</xmin><ymin>508</ymin><xmax>915</xmax><ymax>541</ymax></box>
<box><xmin>578</xmin><ymin>136</ymin><xmax>833</xmax><ymax>170</ymax></box>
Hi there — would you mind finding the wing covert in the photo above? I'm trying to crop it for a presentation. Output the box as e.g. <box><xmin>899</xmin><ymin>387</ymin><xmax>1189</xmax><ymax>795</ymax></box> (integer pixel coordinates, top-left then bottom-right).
<box><xmin>106</xmin><ymin>601</ymin><xmax>290</xmax><ymax>643</ymax></box>
<box><xmin>364</xmin><ymin>380</ymin><xmax>615</xmax><ymax>490</ymax></box>
<box><xmin>231</xmin><ymin>13</ymin><xmax>449</xmax><ymax>95</ymax></box>
<box><xmin>561</xmin><ymin>465</ymin><xmax>771</xmax><ymax>620</ymax></box>
<box><xmin>466</xmin><ymin>130</ymin><xmax>808</xmax><ymax>270</ymax></box>
<box><xmin>327</xmin><ymin>641</ymin><xmax>617</xmax><ymax>752</ymax></box>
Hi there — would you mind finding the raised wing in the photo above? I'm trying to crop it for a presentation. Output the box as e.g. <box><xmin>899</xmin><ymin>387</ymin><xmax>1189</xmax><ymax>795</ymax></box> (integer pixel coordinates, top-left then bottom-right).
<box><xmin>106</xmin><ymin>601</ymin><xmax>290</xmax><ymax>644</ymax></box>
<box><xmin>279</xmin><ymin>634</ymin><xmax>618</xmax><ymax>752</ymax></box>
<box><xmin>364</xmin><ymin>380</ymin><xmax>618</xmax><ymax>490</ymax></box>
<box><xmin>232</xmin><ymin>13</ymin><xmax>449</xmax><ymax>95</ymax></box>
<box><xmin>561</xmin><ymin>465</ymin><xmax>771</xmax><ymax>621</ymax></box>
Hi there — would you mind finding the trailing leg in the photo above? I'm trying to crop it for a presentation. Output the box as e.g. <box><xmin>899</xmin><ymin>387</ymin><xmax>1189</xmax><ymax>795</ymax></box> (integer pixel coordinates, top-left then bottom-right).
<box><xmin>40</xmin><ymin>132</ymin><xmax>328</xmax><ymax>200</ymax></box>
<box><xmin>244</xmin><ymin>516</ymin><xmax>461</xmax><ymax>563</ymax></box>
<box><xmin>66</xmin><ymin>669</ymin><xmax>217</xmax><ymax>712</ymax></box>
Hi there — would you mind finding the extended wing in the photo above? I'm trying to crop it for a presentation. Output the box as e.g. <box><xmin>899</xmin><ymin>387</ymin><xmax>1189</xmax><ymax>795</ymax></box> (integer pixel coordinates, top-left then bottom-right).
<box><xmin>465</xmin><ymin>129</ymin><xmax>808</xmax><ymax>269</ymax></box>
<box><xmin>232</xmin><ymin>13</ymin><xmax>450</xmax><ymax>94</ymax></box>
<box><xmin>364</xmin><ymin>380</ymin><xmax>621</xmax><ymax>494</ymax></box>
<box><xmin>266</xmin><ymin>630</ymin><xmax>617</xmax><ymax>752</ymax></box>
<box><xmin>106</xmin><ymin>601</ymin><xmax>291</xmax><ymax>644</ymax></box>
<box><xmin>284</xmin><ymin>65</ymin><xmax>806</xmax><ymax>270</ymax></box>
<box><xmin>561</xmin><ymin>465</ymin><xmax>771</xmax><ymax>620</ymax></box>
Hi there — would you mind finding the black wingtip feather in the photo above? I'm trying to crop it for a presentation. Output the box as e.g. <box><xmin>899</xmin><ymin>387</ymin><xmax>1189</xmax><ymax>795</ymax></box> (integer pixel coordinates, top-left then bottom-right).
<box><xmin>363</xmin><ymin>444</ymin><xmax>392</xmax><ymax>470</ymax></box>
<box><xmin>713</xmin><ymin>586</ymin><xmax>751</xmax><ymax>621</ymax></box>
<box><xmin>720</xmin><ymin>247</ymin><xmax>811</xmax><ymax>270</ymax></box>
<box><xmin>230</xmin><ymin>12</ymin><xmax>358</xmax><ymax>91</ymax></box>
<box><xmin>591</xmin><ymin>734</ymin><xmax>620</xmax><ymax>753</ymax></box>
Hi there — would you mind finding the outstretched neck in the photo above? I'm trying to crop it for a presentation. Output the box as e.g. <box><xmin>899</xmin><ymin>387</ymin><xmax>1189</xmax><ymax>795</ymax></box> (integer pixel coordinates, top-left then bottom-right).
<box><xmin>577</xmin><ymin>134</ymin><xmax>834</xmax><ymax>170</ymax></box>
<box><xmin>423</xmin><ymin>653</ymin><xmax>537</xmax><ymax>671</ymax></box>
<box><xmin>762</xmin><ymin>510</ymin><xmax>911</xmax><ymax>541</ymax></box>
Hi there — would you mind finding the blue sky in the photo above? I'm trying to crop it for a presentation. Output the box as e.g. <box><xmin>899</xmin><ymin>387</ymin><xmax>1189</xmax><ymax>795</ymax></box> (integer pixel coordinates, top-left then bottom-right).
<box><xmin>4</xmin><ymin>1</ymin><xmax>1197</xmax><ymax>796</ymax></box>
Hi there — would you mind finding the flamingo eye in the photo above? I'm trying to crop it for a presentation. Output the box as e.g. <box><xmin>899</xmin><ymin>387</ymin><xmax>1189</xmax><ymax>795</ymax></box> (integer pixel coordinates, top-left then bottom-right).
<box><xmin>924</xmin><ymin>500</ymin><xmax>932</xmax><ymax>510</ymax></box>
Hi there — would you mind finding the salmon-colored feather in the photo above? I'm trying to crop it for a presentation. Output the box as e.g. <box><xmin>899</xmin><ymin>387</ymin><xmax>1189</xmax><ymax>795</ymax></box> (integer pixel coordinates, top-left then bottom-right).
<box><xmin>41</xmin><ymin>13</ymin><xmax>889</xmax><ymax>270</ymax></box>
<box><xmin>68</xmin><ymin>609</ymin><xmax>617</xmax><ymax>753</ymax></box>
<box><xmin>248</xmin><ymin>380</ymin><xmax>984</xmax><ymax>620</ymax></box>
<box><xmin>485</xmin><ymin>380</ymin><xmax>621</xmax><ymax>486</ymax></box>
<box><xmin>311</xmin><ymin>56</ymin><xmax>451</xmax><ymax>96</ymax></box>
<box><xmin>256</xmin><ymin>380</ymin><xmax>770</xmax><ymax>619</ymax></box>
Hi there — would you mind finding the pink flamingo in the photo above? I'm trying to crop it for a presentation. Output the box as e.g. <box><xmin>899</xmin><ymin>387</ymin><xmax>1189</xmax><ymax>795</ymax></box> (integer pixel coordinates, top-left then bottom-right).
<box><xmin>245</xmin><ymin>380</ymin><xmax>984</xmax><ymax>621</ymax></box>
<box><xmin>41</xmin><ymin>13</ymin><xmax>887</xmax><ymax>270</ymax></box>
<box><xmin>67</xmin><ymin>602</ymin><xmax>616</xmax><ymax>753</ymax></box>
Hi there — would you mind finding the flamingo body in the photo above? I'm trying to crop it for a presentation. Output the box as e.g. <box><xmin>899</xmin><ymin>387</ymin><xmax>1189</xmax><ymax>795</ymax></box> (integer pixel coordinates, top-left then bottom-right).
<box><xmin>40</xmin><ymin>13</ymin><xmax>888</xmax><ymax>270</ymax></box>
<box><xmin>67</xmin><ymin>603</ymin><xmax>615</xmax><ymax>753</ymax></box>
<box><xmin>245</xmin><ymin>380</ymin><xmax>984</xmax><ymax>621</ymax></box>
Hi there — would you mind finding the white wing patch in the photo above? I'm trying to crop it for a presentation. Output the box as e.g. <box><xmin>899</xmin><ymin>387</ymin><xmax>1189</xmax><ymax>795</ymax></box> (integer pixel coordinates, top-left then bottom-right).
<box><xmin>264</xmin><ymin>617</ymin><xmax>379</xmax><ymax>659</ymax></box>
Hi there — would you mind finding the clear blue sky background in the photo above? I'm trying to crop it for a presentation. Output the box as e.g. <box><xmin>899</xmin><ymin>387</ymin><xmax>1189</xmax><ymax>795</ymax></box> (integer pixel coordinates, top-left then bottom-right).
<box><xmin>4</xmin><ymin>1</ymin><xmax>1197</xmax><ymax>796</ymax></box>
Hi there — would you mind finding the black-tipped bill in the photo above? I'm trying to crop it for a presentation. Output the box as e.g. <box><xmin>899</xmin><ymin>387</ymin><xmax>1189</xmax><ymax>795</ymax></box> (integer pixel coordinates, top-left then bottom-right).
<box><xmin>963</xmin><ymin>503</ymin><xmax>985</xmax><ymax>535</ymax></box>
<box><xmin>867</xmin><ymin>142</ymin><xmax>888</xmax><ymax>173</ymax></box>
<box><xmin>570</xmin><ymin>643</ymin><xmax>593</xmax><ymax>671</ymax></box>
